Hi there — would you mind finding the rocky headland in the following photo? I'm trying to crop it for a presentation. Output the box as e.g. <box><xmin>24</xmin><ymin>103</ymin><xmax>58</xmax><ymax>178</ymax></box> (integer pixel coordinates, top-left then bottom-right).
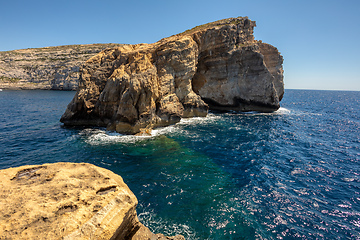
<box><xmin>0</xmin><ymin>162</ymin><xmax>184</xmax><ymax>239</ymax></box>
<box><xmin>0</xmin><ymin>44</ymin><xmax>122</xmax><ymax>90</ymax></box>
<box><xmin>60</xmin><ymin>17</ymin><xmax>284</xmax><ymax>134</ymax></box>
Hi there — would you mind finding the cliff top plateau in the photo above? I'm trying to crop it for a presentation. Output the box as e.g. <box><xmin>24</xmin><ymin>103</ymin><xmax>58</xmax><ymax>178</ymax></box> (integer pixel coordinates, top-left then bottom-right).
<box><xmin>58</xmin><ymin>16</ymin><xmax>284</xmax><ymax>134</ymax></box>
<box><xmin>0</xmin><ymin>162</ymin><xmax>184</xmax><ymax>240</ymax></box>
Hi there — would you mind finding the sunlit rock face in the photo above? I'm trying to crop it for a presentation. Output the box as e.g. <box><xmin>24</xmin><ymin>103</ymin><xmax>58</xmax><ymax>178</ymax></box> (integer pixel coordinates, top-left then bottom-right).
<box><xmin>0</xmin><ymin>162</ymin><xmax>184</xmax><ymax>240</ymax></box>
<box><xmin>61</xmin><ymin>17</ymin><xmax>284</xmax><ymax>134</ymax></box>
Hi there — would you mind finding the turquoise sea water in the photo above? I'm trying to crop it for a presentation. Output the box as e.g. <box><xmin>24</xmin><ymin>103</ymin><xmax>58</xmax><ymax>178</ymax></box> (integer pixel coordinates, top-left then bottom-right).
<box><xmin>1</xmin><ymin>89</ymin><xmax>360</xmax><ymax>239</ymax></box>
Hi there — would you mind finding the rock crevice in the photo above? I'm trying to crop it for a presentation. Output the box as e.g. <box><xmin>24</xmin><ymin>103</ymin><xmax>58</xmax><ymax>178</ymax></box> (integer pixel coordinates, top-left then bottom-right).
<box><xmin>61</xmin><ymin>17</ymin><xmax>284</xmax><ymax>134</ymax></box>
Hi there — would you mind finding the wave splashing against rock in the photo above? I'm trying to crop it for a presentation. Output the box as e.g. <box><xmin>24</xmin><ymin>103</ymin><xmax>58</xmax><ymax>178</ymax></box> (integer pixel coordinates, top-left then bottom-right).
<box><xmin>60</xmin><ymin>17</ymin><xmax>284</xmax><ymax>134</ymax></box>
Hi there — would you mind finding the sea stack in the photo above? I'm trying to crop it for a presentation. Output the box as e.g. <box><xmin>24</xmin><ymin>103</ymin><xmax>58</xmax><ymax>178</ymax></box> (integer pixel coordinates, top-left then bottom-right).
<box><xmin>60</xmin><ymin>17</ymin><xmax>284</xmax><ymax>134</ymax></box>
<box><xmin>0</xmin><ymin>162</ymin><xmax>184</xmax><ymax>240</ymax></box>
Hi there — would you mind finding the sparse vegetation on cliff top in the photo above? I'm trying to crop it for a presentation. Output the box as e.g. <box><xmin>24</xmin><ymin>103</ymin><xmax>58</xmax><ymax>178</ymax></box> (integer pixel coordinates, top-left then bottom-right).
<box><xmin>178</xmin><ymin>16</ymin><xmax>255</xmax><ymax>36</ymax></box>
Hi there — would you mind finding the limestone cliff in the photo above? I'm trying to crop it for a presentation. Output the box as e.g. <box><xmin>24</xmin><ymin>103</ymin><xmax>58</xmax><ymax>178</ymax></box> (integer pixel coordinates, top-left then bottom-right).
<box><xmin>0</xmin><ymin>162</ymin><xmax>184</xmax><ymax>240</ymax></box>
<box><xmin>61</xmin><ymin>17</ymin><xmax>284</xmax><ymax>134</ymax></box>
<box><xmin>0</xmin><ymin>44</ymin><xmax>122</xmax><ymax>90</ymax></box>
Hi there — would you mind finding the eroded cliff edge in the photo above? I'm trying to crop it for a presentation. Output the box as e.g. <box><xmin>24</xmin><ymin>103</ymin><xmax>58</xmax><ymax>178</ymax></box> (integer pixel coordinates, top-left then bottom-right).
<box><xmin>61</xmin><ymin>17</ymin><xmax>284</xmax><ymax>134</ymax></box>
<box><xmin>0</xmin><ymin>162</ymin><xmax>184</xmax><ymax>240</ymax></box>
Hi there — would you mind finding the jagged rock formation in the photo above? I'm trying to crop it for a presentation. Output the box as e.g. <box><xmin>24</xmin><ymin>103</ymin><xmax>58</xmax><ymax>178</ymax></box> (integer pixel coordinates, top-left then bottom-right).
<box><xmin>0</xmin><ymin>44</ymin><xmax>122</xmax><ymax>90</ymax></box>
<box><xmin>61</xmin><ymin>17</ymin><xmax>284</xmax><ymax>134</ymax></box>
<box><xmin>0</xmin><ymin>162</ymin><xmax>184</xmax><ymax>240</ymax></box>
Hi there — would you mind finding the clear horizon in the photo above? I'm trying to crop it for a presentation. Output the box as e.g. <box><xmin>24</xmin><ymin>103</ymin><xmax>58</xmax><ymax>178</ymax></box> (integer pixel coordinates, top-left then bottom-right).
<box><xmin>1</xmin><ymin>0</ymin><xmax>359</xmax><ymax>91</ymax></box>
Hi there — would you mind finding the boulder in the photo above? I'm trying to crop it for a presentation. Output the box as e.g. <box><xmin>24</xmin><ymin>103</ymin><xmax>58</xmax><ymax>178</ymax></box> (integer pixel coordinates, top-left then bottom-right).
<box><xmin>61</xmin><ymin>17</ymin><xmax>284</xmax><ymax>134</ymax></box>
<box><xmin>0</xmin><ymin>162</ymin><xmax>184</xmax><ymax>240</ymax></box>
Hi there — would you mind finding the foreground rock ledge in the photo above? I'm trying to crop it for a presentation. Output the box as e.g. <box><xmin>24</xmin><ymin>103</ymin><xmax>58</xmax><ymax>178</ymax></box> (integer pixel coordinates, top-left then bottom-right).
<box><xmin>60</xmin><ymin>17</ymin><xmax>284</xmax><ymax>134</ymax></box>
<box><xmin>0</xmin><ymin>162</ymin><xmax>184</xmax><ymax>240</ymax></box>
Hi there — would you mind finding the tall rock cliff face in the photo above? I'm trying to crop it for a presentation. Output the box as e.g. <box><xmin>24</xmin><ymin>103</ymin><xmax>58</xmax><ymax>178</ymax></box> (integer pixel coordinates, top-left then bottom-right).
<box><xmin>61</xmin><ymin>17</ymin><xmax>284</xmax><ymax>134</ymax></box>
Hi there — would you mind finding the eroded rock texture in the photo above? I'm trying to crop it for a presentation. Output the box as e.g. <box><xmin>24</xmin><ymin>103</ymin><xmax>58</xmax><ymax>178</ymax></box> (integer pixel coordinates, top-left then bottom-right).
<box><xmin>61</xmin><ymin>17</ymin><xmax>284</xmax><ymax>134</ymax></box>
<box><xmin>0</xmin><ymin>162</ymin><xmax>184</xmax><ymax>240</ymax></box>
<box><xmin>0</xmin><ymin>44</ymin><xmax>122</xmax><ymax>90</ymax></box>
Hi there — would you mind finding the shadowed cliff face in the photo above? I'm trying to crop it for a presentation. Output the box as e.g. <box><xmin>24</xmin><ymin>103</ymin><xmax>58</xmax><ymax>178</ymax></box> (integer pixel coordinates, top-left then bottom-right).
<box><xmin>60</xmin><ymin>17</ymin><xmax>284</xmax><ymax>134</ymax></box>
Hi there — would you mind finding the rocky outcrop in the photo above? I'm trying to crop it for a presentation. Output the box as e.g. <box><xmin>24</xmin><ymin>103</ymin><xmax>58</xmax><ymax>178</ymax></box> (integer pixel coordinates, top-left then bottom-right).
<box><xmin>0</xmin><ymin>44</ymin><xmax>122</xmax><ymax>90</ymax></box>
<box><xmin>61</xmin><ymin>17</ymin><xmax>284</xmax><ymax>134</ymax></box>
<box><xmin>0</xmin><ymin>162</ymin><xmax>184</xmax><ymax>240</ymax></box>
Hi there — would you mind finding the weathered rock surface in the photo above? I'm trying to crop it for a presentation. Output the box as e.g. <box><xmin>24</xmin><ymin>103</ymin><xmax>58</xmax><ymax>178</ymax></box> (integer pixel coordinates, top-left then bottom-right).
<box><xmin>61</xmin><ymin>17</ymin><xmax>284</xmax><ymax>134</ymax></box>
<box><xmin>0</xmin><ymin>162</ymin><xmax>184</xmax><ymax>240</ymax></box>
<box><xmin>0</xmin><ymin>44</ymin><xmax>122</xmax><ymax>90</ymax></box>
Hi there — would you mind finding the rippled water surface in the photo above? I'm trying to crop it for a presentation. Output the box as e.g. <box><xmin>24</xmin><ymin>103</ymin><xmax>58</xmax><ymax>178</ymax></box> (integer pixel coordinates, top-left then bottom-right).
<box><xmin>1</xmin><ymin>89</ymin><xmax>360</xmax><ymax>239</ymax></box>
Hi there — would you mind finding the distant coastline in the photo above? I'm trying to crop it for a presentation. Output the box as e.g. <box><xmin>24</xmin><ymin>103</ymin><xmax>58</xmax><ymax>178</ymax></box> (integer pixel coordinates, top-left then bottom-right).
<box><xmin>0</xmin><ymin>43</ymin><xmax>123</xmax><ymax>90</ymax></box>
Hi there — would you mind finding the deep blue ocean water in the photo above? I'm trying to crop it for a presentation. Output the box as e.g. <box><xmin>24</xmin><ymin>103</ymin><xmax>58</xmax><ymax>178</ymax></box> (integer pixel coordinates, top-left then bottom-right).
<box><xmin>0</xmin><ymin>89</ymin><xmax>359</xmax><ymax>239</ymax></box>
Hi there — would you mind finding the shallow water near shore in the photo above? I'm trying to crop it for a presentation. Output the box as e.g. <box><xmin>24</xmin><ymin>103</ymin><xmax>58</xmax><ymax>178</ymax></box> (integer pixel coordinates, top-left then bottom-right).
<box><xmin>1</xmin><ymin>89</ymin><xmax>360</xmax><ymax>239</ymax></box>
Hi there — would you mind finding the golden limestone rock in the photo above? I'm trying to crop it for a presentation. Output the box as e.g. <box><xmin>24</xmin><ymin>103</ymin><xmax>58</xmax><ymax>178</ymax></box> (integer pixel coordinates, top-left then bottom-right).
<box><xmin>60</xmin><ymin>17</ymin><xmax>284</xmax><ymax>134</ymax></box>
<box><xmin>0</xmin><ymin>162</ymin><xmax>184</xmax><ymax>240</ymax></box>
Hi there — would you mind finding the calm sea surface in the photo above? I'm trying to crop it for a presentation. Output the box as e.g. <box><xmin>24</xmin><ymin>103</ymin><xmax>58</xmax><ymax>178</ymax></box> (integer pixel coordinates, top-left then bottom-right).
<box><xmin>1</xmin><ymin>89</ymin><xmax>359</xmax><ymax>239</ymax></box>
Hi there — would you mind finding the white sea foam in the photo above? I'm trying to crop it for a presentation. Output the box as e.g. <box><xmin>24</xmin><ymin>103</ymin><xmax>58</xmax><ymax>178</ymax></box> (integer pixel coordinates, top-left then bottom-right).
<box><xmin>137</xmin><ymin>208</ymin><xmax>196</xmax><ymax>239</ymax></box>
<box><xmin>81</xmin><ymin>109</ymin><xmax>290</xmax><ymax>145</ymax></box>
<box><xmin>223</xmin><ymin>107</ymin><xmax>291</xmax><ymax>117</ymax></box>
<box><xmin>277</xmin><ymin>107</ymin><xmax>291</xmax><ymax>114</ymax></box>
<box><xmin>342</xmin><ymin>177</ymin><xmax>355</xmax><ymax>182</ymax></box>
<box><xmin>83</xmin><ymin>128</ymin><xmax>156</xmax><ymax>145</ymax></box>
<box><xmin>177</xmin><ymin>113</ymin><xmax>220</xmax><ymax>125</ymax></box>
<box><xmin>257</xmin><ymin>107</ymin><xmax>291</xmax><ymax>116</ymax></box>
<box><xmin>80</xmin><ymin>114</ymin><xmax>224</xmax><ymax>145</ymax></box>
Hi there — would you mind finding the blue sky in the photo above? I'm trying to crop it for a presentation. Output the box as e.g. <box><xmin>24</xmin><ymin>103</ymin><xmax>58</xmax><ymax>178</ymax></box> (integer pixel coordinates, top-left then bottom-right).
<box><xmin>1</xmin><ymin>0</ymin><xmax>359</xmax><ymax>91</ymax></box>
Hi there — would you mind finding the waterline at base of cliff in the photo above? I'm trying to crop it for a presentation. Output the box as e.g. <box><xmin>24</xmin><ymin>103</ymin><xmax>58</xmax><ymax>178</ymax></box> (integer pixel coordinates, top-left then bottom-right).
<box><xmin>60</xmin><ymin>17</ymin><xmax>284</xmax><ymax>134</ymax></box>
